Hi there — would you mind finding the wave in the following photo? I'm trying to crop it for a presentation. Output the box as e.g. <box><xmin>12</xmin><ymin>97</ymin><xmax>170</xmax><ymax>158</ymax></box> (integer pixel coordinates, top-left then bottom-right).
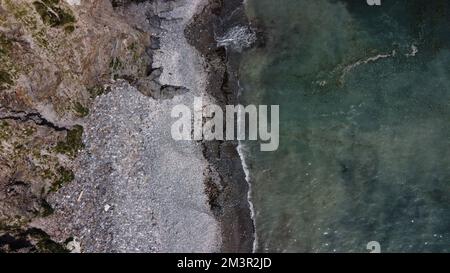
<box><xmin>216</xmin><ymin>26</ymin><xmax>257</xmax><ymax>52</ymax></box>
<box><xmin>236</xmin><ymin>80</ymin><xmax>258</xmax><ymax>253</ymax></box>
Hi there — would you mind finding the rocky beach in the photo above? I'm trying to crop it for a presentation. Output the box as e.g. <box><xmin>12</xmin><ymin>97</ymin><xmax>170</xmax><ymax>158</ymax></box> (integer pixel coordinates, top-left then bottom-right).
<box><xmin>0</xmin><ymin>0</ymin><xmax>254</xmax><ymax>252</ymax></box>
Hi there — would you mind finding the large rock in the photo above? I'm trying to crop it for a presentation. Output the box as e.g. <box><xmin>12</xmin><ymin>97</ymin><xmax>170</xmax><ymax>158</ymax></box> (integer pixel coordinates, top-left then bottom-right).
<box><xmin>0</xmin><ymin>0</ymin><xmax>152</xmax><ymax>252</ymax></box>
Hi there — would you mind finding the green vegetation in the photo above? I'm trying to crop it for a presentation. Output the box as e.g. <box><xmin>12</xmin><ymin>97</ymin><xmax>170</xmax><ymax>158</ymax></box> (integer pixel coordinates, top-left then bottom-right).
<box><xmin>127</xmin><ymin>41</ymin><xmax>141</xmax><ymax>61</ymax></box>
<box><xmin>0</xmin><ymin>33</ymin><xmax>13</xmax><ymax>57</ymax></box>
<box><xmin>87</xmin><ymin>85</ymin><xmax>108</xmax><ymax>98</ymax></box>
<box><xmin>64</xmin><ymin>24</ymin><xmax>75</xmax><ymax>33</ymax></box>
<box><xmin>40</xmin><ymin>168</ymin><xmax>54</xmax><ymax>180</ymax></box>
<box><xmin>26</xmin><ymin>228</ymin><xmax>69</xmax><ymax>253</ymax></box>
<box><xmin>23</xmin><ymin>127</ymin><xmax>36</xmax><ymax>136</ymax></box>
<box><xmin>50</xmin><ymin>166</ymin><xmax>74</xmax><ymax>192</ymax></box>
<box><xmin>54</xmin><ymin>125</ymin><xmax>84</xmax><ymax>157</ymax></box>
<box><xmin>37</xmin><ymin>237</ymin><xmax>69</xmax><ymax>253</ymax></box>
<box><xmin>73</xmin><ymin>102</ymin><xmax>89</xmax><ymax>117</ymax></box>
<box><xmin>0</xmin><ymin>70</ymin><xmax>13</xmax><ymax>85</ymax></box>
<box><xmin>0</xmin><ymin>33</ymin><xmax>15</xmax><ymax>89</ymax></box>
<box><xmin>0</xmin><ymin>226</ymin><xmax>68</xmax><ymax>253</ymax></box>
<box><xmin>0</xmin><ymin>216</ymin><xmax>29</xmax><ymax>232</ymax></box>
<box><xmin>0</xmin><ymin>121</ymin><xmax>11</xmax><ymax>141</ymax></box>
<box><xmin>32</xmin><ymin>0</ymin><xmax>76</xmax><ymax>28</ymax></box>
<box><xmin>39</xmin><ymin>200</ymin><xmax>54</xmax><ymax>217</ymax></box>
<box><xmin>4</xmin><ymin>0</ymin><xmax>38</xmax><ymax>30</ymax></box>
<box><xmin>0</xmin><ymin>70</ymin><xmax>13</xmax><ymax>89</ymax></box>
<box><xmin>110</xmin><ymin>57</ymin><xmax>122</xmax><ymax>71</ymax></box>
<box><xmin>0</xmin><ymin>121</ymin><xmax>9</xmax><ymax>129</ymax></box>
<box><xmin>110</xmin><ymin>57</ymin><xmax>124</xmax><ymax>81</ymax></box>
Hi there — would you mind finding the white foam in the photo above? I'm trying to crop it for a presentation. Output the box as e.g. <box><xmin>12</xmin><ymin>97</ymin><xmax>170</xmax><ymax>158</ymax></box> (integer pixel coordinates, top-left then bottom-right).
<box><xmin>236</xmin><ymin>80</ymin><xmax>258</xmax><ymax>253</ymax></box>
<box><xmin>339</xmin><ymin>49</ymin><xmax>396</xmax><ymax>84</ymax></box>
<box><xmin>237</xmin><ymin>141</ymin><xmax>258</xmax><ymax>253</ymax></box>
<box><xmin>237</xmin><ymin>0</ymin><xmax>258</xmax><ymax>254</ymax></box>
<box><xmin>216</xmin><ymin>26</ymin><xmax>257</xmax><ymax>52</ymax></box>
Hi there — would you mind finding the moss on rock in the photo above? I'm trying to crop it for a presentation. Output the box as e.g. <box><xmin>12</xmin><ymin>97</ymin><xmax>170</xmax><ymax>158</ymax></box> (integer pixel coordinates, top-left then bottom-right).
<box><xmin>54</xmin><ymin>125</ymin><xmax>84</xmax><ymax>157</ymax></box>
<box><xmin>87</xmin><ymin>85</ymin><xmax>109</xmax><ymax>98</ymax></box>
<box><xmin>0</xmin><ymin>33</ymin><xmax>13</xmax><ymax>57</ymax></box>
<box><xmin>0</xmin><ymin>70</ymin><xmax>14</xmax><ymax>89</ymax></box>
<box><xmin>73</xmin><ymin>102</ymin><xmax>89</xmax><ymax>117</ymax></box>
<box><xmin>32</xmin><ymin>0</ymin><xmax>76</xmax><ymax>28</ymax></box>
<box><xmin>0</xmin><ymin>228</ymin><xmax>69</xmax><ymax>253</ymax></box>
<box><xmin>49</xmin><ymin>166</ymin><xmax>74</xmax><ymax>192</ymax></box>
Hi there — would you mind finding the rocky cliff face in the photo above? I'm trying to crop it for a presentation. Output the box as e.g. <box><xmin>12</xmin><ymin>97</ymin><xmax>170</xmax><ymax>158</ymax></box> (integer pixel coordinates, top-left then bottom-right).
<box><xmin>0</xmin><ymin>0</ymin><xmax>152</xmax><ymax>252</ymax></box>
<box><xmin>0</xmin><ymin>0</ymin><xmax>254</xmax><ymax>253</ymax></box>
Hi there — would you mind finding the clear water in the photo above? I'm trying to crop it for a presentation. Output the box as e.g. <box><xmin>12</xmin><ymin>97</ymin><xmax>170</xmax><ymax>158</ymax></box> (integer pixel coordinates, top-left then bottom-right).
<box><xmin>239</xmin><ymin>0</ymin><xmax>450</xmax><ymax>252</ymax></box>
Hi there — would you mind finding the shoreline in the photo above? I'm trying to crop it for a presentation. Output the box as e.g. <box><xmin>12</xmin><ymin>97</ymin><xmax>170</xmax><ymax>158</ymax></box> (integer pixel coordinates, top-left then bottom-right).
<box><xmin>185</xmin><ymin>0</ymin><xmax>255</xmax><ymax>252</ymax></box>
<box><xmin>237</xmin><ymin>141</ymin><xmax>257</xmax><ymax>252</ymax></box>
<box><xmin>222</xmin><ymin>0</ymin><xmax>259</xmax><ymax>253</ymax></box>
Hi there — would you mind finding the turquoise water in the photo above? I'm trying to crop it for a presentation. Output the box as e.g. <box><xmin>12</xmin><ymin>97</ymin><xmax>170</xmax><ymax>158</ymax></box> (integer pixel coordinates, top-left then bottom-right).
<box><xmin>240</xmin><ymin>0</ymin><xmax>450</xmax><ymax>252</ymax></box>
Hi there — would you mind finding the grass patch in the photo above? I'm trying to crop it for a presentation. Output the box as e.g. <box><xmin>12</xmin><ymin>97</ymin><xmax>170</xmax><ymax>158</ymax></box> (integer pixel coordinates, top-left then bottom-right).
<box><xmin>0</xmin><ymin>70</ymin><xmax>14</xmax><ymax>89</ymax></box>
<box><xmin>25</xmin><ymin>228</ymin><xmax>70</xmax><ymax>253</ymax></box>
<box><xmin>64</xmin><ymin>25</ymin><xmax>75</xmax><ymax>33</ymax></box>
<box><xmin>54</xmin><ymin>125</ymin><xmax>84</xmax><ymax>157</ymax></box>
<box><xmin>110</xmin><ymin>57</ymin><xmax>122</xmax><ymax>71</ymax></box>
<box><xmin>73</xmin><ymin>102</ymin><xmax>89</xmax><ymax>117</ymax></box>
<box><xmin>32</xmin><ymin>0</ymin><xmax>76</xmax><ymax>28</ymax></box>
<box><xmin>50</xmin><ymin>166</ymin><xmax>74</xmax><ymax>192</ymax></box>
<box><xmin>0</xmin><ymin>33</ymin><xmax>13</xmax><ymax>57</ymax></box>
<box><xmin>87</xmin><ymin>85</ymin><xmax>108</xmax><ymax>98</ymax></box>
<box><xmin>39</xmin><ymin>200</ymin><xmax>54</xmax><ymax>217</ymax></box>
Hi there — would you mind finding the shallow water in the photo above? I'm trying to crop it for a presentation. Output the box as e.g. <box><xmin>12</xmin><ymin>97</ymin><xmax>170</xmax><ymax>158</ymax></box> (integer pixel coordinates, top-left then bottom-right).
<box><xmin>239</xmin><ymin>0</ymin><xmax>450</xmax><ymax>252</ymax></box>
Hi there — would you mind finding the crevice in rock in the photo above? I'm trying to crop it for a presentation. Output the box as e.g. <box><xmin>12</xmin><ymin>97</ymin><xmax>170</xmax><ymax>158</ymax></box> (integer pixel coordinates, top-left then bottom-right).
<box><xmin>0</xmin><ymin>109</ymin><xmax>69</xmax><ymax>132</ymax></box>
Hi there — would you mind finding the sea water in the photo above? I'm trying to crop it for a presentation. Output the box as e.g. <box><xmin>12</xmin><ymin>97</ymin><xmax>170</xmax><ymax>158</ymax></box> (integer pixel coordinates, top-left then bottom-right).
<box><xmin>239</xmin><ymin>0</ymin><xmax>450</xmax><ymax>252</ymax></box>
